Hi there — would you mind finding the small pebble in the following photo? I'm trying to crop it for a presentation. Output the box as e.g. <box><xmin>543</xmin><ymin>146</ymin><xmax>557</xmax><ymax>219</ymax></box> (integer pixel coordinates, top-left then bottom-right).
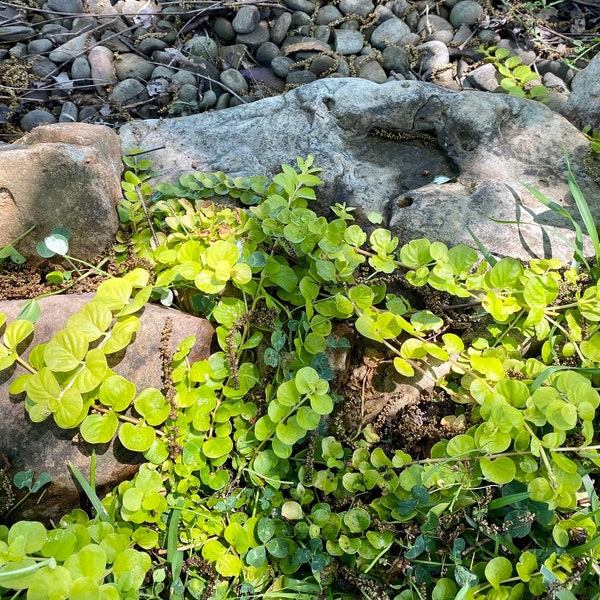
<box><xmin>109</xmin><ymin>78</ymin><xmax>145</xmax><ymax>103</ymax></box>
<box><xmin>315</xmin><ymin>5</ymin><xmax>343</xmax><ymax>25</ymax></box>
<box><xmin>78</xmin><ymin>106</ymin><xmax>97</xmax><ymax>121</ymax></box>
<box><xmin>382</xmin><ymin>46</ymin><xmax>409</xmax><ymax>75</ymax></box>
<box><xmin>0</xmin><ymin>25</ymin><xmax>33</xmax><ymax>43</ymax></box>
<box><xmin>59</xmin><ymin>101</ymin><xmax>78</xmax><ymax>122</ymax></box>
<box><xmin>417</xmin><ymin>14</ymin><xmax>453</xmax><ymax>35</ymax></box>
<box><xmin>449</xmin><ymin>0</ymin><xmax>484</xmax><ymax>28</ymax></box>
<box><xmin>151</xmin><ymin>65</ymin><xmax>175</xmax><ymax>80</ymax></box>
<box><xmin>270</xmin><ymin>12</ymin><xmax>292</xmax><ymax>45</ymax></box>
<box><xmin>171</xmin><ymin>67</ymin><xmax>196</xmax><ymax>85</ymax></box>
<box><xmin>184</xmin><ymin>35</ymin><xmax>219</xmax><ymax>60</ymax></box>
<box><xmin>334</xmin><ymin>29</ymin><xmax>364</xmax><ymax>55</ymax></box>
<box><xmin>416</xmin><ymin>40</ymin><xmax>450</xmax><ymax>79</ymax></box>
<box><xmin>466</xmin><ymin>63</ymin><xmax>501</xmax><ymax>92</ymax></box>
<box><xmin>284</xmin><ymin>0</ymin><xmax>316</xmax><ymax>14</ymax></box>
<box><xmin>370</xmin><ymin>18</ymin><xmax>411</xmax><ymax>50</ymax></box>
<box><xmin>213</xmin><ymin>17</ymin><xmax>236</xmax><ymax>42</ymax></box>
<box><xmin>286</xmin><ymin>70</ymin><xmax>318</xmax><ymax>85</ymax></box>
<box><xmin>138</xmin><ymin>38</ymin><xmax>168</xmax><ymax>56</ymax></box>
<box><xmin>271</xmin><ymin>56</ymin><xmax>295</xmax><ymax>78</ymax></box>
<box><xmin>543</xmin><ymin>72</ymin><xmax>568</xmax><ymax>91</ymax></box>
<box><xmin>232</xmin><ymin>5</ymin><xmax>260</xmax><ymax>34</ymax></box>
<box><xmin>88</xmin><ymin>45</ymin><xmax>117</xmax><ymax>92</ymax></box>
<box><xmin>28</xmin><ymin>39</ymin><xmax>53</xmax><ymax>54</ymax></box>
<box><xmin>41</xmin><ymin>24</ymin><xmax>69</xmax><ymax>45</ymax></box>
<box><xmin>291</xmin><ymin>11</ymin><xmax>313</xmax><ymax>27</ymax></box>
<box><xmin>71</xmin><ymin>56</ymin><xmax>91</xmax><ymax>81</ymax></box>
<box><xmin>48</xmin><ymin>32</ymin><xmax>92</xmax><ymax>63</ymax></box>
<box><xmin>177</xmin><ymin>83</ymin><xmax>199</xmax><ymax>102</ymax></box>
<box><xmin>199</xmin><ymin>89</ymin><xmax>218</xmax><ymax>109</ymax></box>
<box><xmin>339</xmin><ymin>0</ymin><xmax>375</xmax><ymax>18</ymax></box>
<box><xmin>236</xmin><ymin>22</ymin><xmax>270</xmax><ymax>50</ymax></box>
<box><xmin>310</xmin><ymin>54</ymin><xmax>338</xmax><ymax>75</ymax></box>
<box><xmin>496</xmin><ymin>39</ymin><xmax>536</xmax><ymax>65</ymax></box>
<box><xmin>313</xmin><ymin>25</ymin><xmax>331</xmax><ymax>44</ymax></box>
<box><xmin>220</xmin><ymin>68</ymin><xmax>249</xmax><ymax>93</ymax></box>
<box><xmin>47</xmin><ymin>0</ymin><xmax>84</xmax><ymax>14</ymax></box>
<box><xmin>31</xmin><ymin>58</ymin><xmax>56</xmax><ymax>78</ymax></box>
<box><xmin>20</xmin><ymin>109</ymin><xmax>57</xmax><ymax>131</ymax></box>
<box><xmin>215</xmin><ymin>92</ymin><xmax>230</xmax><ymax>110</ymax></box>
<box><xmin>114</xmin><ymin>53</ymin><xmax>155</xmax><ymax>81</ymax></box>
<box><xmin>256</xmin><ymin>41</ymin><xmax>281</xmax><ymax>67</ymax></box>
<box><xmin>356</xmin><ymin>56</ymin><xmax>387</xmax><ymax>83</ymax></box>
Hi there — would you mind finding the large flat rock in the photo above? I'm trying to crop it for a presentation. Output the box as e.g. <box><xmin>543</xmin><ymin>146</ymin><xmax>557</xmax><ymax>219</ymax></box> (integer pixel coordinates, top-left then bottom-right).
<box><xmin>0</xmin><ymin>294</ymin><xmax>213</xmax><ymax>523</ymax></box>
<box><xmin>120</xmin><ymin>78</ymin><xmax>599</xmax><ymax>263</ymax></box>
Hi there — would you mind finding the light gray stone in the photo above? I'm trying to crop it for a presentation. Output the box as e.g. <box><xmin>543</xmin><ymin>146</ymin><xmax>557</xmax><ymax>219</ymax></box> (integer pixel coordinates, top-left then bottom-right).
<box><xmin>370</xmin><ymin>18</ymin><xmax>411</xmax><ymax>50</ymax></box>
<box><xmin>0</xmin><ymin>293</ymin><xmax>213</xmax><ymax>522</ymax></box>
<box><xmin>334</xmin><ymin>29</ymin><xmax>364</xmax><ymax>55</ymax></box>
<box><xmin>114</xmin><ymin>53</ymin><xmax>155</xmax><ymax>81</ymax></box>
<box><xmin>232</xmin><ymin>5</ymin><xmax>260</xmax><ymax>34</ymax></box>
<box><xmin>566</xmin><ymin>51</ymin><xmax>600</xmax><ymax>130</ymax></box>
<box><xmin>449</xmin><ymin>0</ymin><xmax>484</xmax><ymax>28</ymax></box>
<box><xmin>416</xmin><ymin>40</ymin><xmax>450</xmax><ymax>79</ymax></box>
<box><xmin>339</xmin><ymin>0</ymin><xmax>375</xmax><ymax>17</ymax></box>
<box><xmin>465</xmin><ymin>63</ymin><xmax>501</xmax><ymax>92</ymax></box>
<box><xmin>88</xmin><ymin>45</ymin><xmax>117</xmax><ymax>93</ymax></box>
<box><xmin>315</xmin><ymin>5</ymin><xmax>343</xmax><ymax>25</ymax></box>
<box><xmin>47</xmin><ymin>0</ymin><xmax>83</xmax><ymax>13</ymax></box>
<box><xmin>48</xmin><ymin>32</ymin><xmax>93</xmax><ymax>63</ymax></box>
<box><xmin>119</xmin><ymin>78</ymin><xmax>600</xmax><ymax>263</ymax></box>
<box><xmin>0</xmin><ymin>123</ymin><xmax>122</xmax><ymax>262</ymax></box>
<box><xmin>0</xmin><ymin>26</ymin><xmax>34</xmax><ymax>42</ymax></box>
<box><xmin>220</xmin><ymin>68</ymin><xmax>249</xmax><ymax>93</ymax></box>
<box><xmin>109</xmin><ymin>77</ymin><xmax>145</xmax><ymax>103</ymax></box>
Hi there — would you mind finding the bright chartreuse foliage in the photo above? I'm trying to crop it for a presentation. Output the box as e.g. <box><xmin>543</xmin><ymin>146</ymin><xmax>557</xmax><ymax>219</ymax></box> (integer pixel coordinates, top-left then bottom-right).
<box><xmin>1</xmin><ymin>153</ymin><xmax>600</xmax><ymax>599</ymax></box>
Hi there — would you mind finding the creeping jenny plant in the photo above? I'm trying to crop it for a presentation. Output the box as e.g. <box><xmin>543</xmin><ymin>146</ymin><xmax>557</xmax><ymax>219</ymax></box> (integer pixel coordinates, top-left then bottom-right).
<box><xmin>1</xmin><ymin>155</ymin><xmax>600</xmax><ymax>599</ymax></box>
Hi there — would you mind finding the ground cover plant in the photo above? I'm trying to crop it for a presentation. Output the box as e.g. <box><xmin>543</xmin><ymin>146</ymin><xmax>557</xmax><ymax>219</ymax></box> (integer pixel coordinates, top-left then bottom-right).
<box><xmin>1</xmin><ymin>153</ymin><xmax>600</xmax><ymax>599</ymax></box>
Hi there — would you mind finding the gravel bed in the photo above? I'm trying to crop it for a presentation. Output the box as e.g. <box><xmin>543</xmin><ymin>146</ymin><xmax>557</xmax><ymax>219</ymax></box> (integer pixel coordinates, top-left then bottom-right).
<box><xmin>0</xmin><ymin>0</ymin><xmax>599</xmax><ymax>141</ymax></box>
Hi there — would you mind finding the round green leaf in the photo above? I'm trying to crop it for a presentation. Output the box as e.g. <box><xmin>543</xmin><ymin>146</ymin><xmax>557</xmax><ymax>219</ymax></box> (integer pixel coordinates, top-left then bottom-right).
<box><xmin>202</xmin><ymin>436</ymin><xmax>234</xmax><ymax>459</ymax></box>
<box><xmin>310</xmin><ymin>394</ymin><xmax>333</xmax><ymax>416</ymax></box>
<box><xmin>546</xmin><ymin>399</ymin><xmax>578</xmax><ymax>431</ymax></box>
<box><xmin>484</xmin><ymin>556</ymin><xmax>512</xmax><ymax>590</ymax></box>
<box><xmin>134</xmin><ymin>388</ymin><xmax>170</xmax><ymax>426</ymax></box>
<box><xmin>216</xmin><ymin>553</ymin><xmax>243</xmax><ymax>577</ymax></box>
<box><xmin>257</xmin><ymin>518</ymin><xmax>275</xmax><ymax>544</ymax></box>
<box><xmin>296</xmin><ymin>406</ymin><xmax>321</xmax><ymax>430</ymax></box>
<box><xmin>295</xmin><ymin>366</ymin><xmax>320</xmax><ymax>394</ymax></box>
<box><xmin>224</xmin><ymin>523</ymin><xmax>250</xmax><ymax>554</ymax></box>
<box><xmin>112</xmin><ymin>549</ymin><xmax>151</xmax><ymax>592</ymax></box>
<box><xmin>266</xmin><ymin>537</ymin><xmax>289</xmax><ymax>558</ymax></box>
<box><xmin>99</xmin><ymin>375</ymin><xmax>136</xmax><ymax>412</ymax></box>
<box><xmin>25</xmin><ymin>565</ymin><xmax>72</xmax><ymax>600</ymax></box>
<box><xmin>245</xmin><ymin>545</ymin><xmax>266</xmax><ymax>568</ymax></box>
<box><xmin>80</xmin><ymin>412</ymin><xmax>119</xmax><ymax>444</ymax></box>
<box><xmin>8</xmin><ymin>521</ymin><xmax>47</xmax><ymax>553</ymax></box>
<box><xmin>480</xmin><ymin>456</ymin><xmax>516</xmax><ymax>484</ymax></box>
<box><xmin>69</xmin><ymin>576</ymin><xmax>100</xmax><ymax>600</ymax></box>
<box><xmin>44</xmin><ymin>328</ymin><xmax>88</xmax><ymax>372</ymax></box>
<box><xmin>3</xmin><ymin>319</ymin><xmax>34</xmax><ymax>350</ymax></box>
<box><xmin>118</xmin><ymin>422</ymin><xmax>155</xmax><ymax>452</ymax></box>
<box><xmin>64</xmin><ymin>544</ymin><xmax>107</xmax><ymax>580</ymax></box>
<box><xmin>343</xmin><ymin>507</ymin><xmax>371</xmax><ymax>533</ymax></box>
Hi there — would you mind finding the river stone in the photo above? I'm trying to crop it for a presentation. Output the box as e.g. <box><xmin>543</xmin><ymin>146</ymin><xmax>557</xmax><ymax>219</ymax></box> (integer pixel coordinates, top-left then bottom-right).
<box><xmin>71</xmin><ymin>56</ymin><xmax>91</xmax><ymax>81</ymax></box>
<box><xmin>566</xmin><ymin>51</ymin><xmax>600</xmax><ymax>130</ymax></box>
<box><xmin>0</xmin><ymin>293</ymin><xmax>214</xmax><ymax>523</ymax></box>
<box><xmin>28</xmin><ymin>39</ymin><xmax>54</xmax><ymax>54</ymax></box>
<box><xmin>88</xmin><ymin>45</ymin><xmax>117</xmax><ymax>93</ymax></box>
<box><xmin>19</xmin><ymin>109</ymin><xmax>57</xmax><ymax>131</ymax></box>
<box><xmin>109</xmin><ymin>77</ymin><xmax>145</xmax><ymax>103</ymax></box>
<box><xmin>0</xmin><ymin>26</ymin><xmax>35</xmax><ymax>42</ymax></box>
<box><xmin>370</xmin><ymin>18</ymin><xmax>411</xmax><ymax>49</ymax></box>
<box><xmin>0</xmin><ymin>123</ymin><xmax>122</xmax><ymax>262</ymax></box>
<box><xmin>316</xmin><ymin>5</ymin><xmax>343</xmax><ymax>24</ymax></box>
<box><xmin>270</xmin><ymin>12</ymin><xmax>292</xmax><ymax>45</ymax></box>
<box><xmin>339</xmin><ymin>0</ymin><xmax>375</xmax><ymax>17</ymax></box>
<box><xmin>119</xmin><ymin>78</ymin><xmax>600</xmax><ymax>263</ymax></box>
<box><xmin>48</xmin><ymin>32</ymin><xmax>93</xmax><ymax>63</ymax></box>
<box><xmin>236</xmin><ymin>21</ymin><xmax>270</xmax><ymax>50</ymax></box>
<box><xmin>449</xmin><ymin>0</ymin><xmax>484</xmax><ymax>28</ymax></box>
<box><xmin>47</xmin><ymin>0</ymin><xmax>83</xmax><ymax>13</ymax></box>
<box><xmin>334</xmin><ymin>29</ymin><xmax>364</xmax><ymax>55</ymax></box>
<box><xmin>114</xmin><ymin>53</ymin><xmax>155</xmax><ymax>81</ymax></box>
<box><xmin>220</xmin><ymin>68</ymin><xmax>248</xmax><ymax>93</ymax></box>
<box><xmin>232</xmin><ymin>5</ymin><xmax>260</xmax><ymax>34</ymax></box>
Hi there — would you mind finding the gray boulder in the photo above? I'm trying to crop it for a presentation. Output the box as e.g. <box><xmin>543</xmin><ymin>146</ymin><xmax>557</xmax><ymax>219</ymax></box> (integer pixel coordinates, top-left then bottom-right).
<box><xmin>120</xmin><ymin>78</ymin><xmax>598</xmax><ymax>263</ymax></box>
<box><xmin>0</xmin><ymin>123</ymin><xmax>123</xmax><ymax>264</ymax></box>
<box><xmin>0</xmin><ymin>293</ymin><xmax>213</xmax><ymax>523</ymax></box>
<box><xmin>566</xmin><ymin>52</ymin><xmax>600</xmax><ymax>131</ymax></box>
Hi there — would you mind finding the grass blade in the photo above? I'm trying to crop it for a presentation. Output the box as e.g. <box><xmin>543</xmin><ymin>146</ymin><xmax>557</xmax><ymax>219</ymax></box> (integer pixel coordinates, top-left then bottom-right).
<box><xmin>465</xmin><ymin>224</ymin><xmax>497</xmax><ymax>266</ymax></box>
<box><xmin>69</xmin><ymin>463</ymin><xmax>112</xmax><ymax>524</ymax></box>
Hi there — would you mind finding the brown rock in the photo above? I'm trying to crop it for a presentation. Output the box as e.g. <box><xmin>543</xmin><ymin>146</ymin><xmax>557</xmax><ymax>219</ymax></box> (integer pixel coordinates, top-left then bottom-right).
<box><xmin>0</xmin><ymin>123</ymin><xmax>122</xmax><ymax>265</ymax></box>
<box><xmin>0</xmin><ymin>293</ymin><xmax>214</xmax><ymax>523</ymax></box>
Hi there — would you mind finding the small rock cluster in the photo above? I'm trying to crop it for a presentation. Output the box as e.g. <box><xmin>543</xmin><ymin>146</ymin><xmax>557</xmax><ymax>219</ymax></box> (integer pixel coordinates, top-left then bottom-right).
<box><xmin>0</xmin><ymin>0</ymin><xmax>595</xmax><ymax>136</ymax></box>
